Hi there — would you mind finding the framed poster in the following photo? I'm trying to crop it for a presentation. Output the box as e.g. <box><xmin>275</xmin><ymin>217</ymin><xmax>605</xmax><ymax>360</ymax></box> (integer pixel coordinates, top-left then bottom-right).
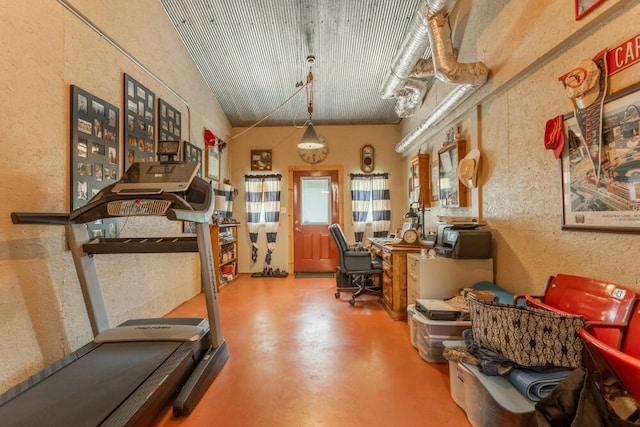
<box><xmin>438</xmin><ymin>139</ymin><xmax>468</xmax><ymax>207</ymax></box>
<box><xmin>124</xmin><ymin>74</ymin><xmax>156</xmax><ymax>169</ymax></box>
<box><xmin>206</xmin><ymin>145</ymin><xmax>220</xmax><ymax>182</ymax></box>
<box><xmin>71</xmin><ymin>85</ymin><xmax>120</xmax><ymax>238</ymax></box>
<box><xmin>561</xmin><ymin>81</ymin><xmax>640</xmax><ymax>233</ymax></box>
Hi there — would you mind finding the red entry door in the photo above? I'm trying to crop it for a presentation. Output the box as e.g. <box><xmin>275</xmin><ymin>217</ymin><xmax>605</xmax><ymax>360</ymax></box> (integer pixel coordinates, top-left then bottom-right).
<box><xmin>293</xmin><ymin>170</ymin><xmax>339</xmax><ymax>273</ymax></box>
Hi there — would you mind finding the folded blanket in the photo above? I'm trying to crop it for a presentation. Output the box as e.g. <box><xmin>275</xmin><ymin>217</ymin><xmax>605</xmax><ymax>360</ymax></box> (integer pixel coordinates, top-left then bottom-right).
<box><xmin>507</xmin><ymin>368</ymin><xmax>573</xmax><ymax>401</ymax></box>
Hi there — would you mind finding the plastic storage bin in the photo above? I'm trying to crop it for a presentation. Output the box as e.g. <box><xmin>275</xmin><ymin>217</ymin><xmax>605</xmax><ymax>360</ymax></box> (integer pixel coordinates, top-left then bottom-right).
<box><xmin>444</xmin><ymin>341</ymin><xmax>535</xmax><ymax>426</ymax></box>
<box><xmin>418</xmin><ymin>334</ymin><xmax>461</xmax><ymax>363</ymax></box>
<box><xmin>408</xmin><ymin>305</ymin><xmax>469</xmax><ymax>363</ymax></box>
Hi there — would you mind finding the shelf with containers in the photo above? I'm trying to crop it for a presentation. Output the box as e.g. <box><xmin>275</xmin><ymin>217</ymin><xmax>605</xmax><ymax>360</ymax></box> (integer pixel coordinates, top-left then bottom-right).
<box><xmin>210</xmin><ymin>222</ymin><xmax>239</xmax><ymax>288</ymax></box>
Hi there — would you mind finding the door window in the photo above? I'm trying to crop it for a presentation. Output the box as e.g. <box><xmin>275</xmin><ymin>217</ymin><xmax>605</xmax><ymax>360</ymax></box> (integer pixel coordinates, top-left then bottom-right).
<box><xmin>301</xmin><ymin>177</ymin><xmax>330</xmax><ymax>224</ymax></box>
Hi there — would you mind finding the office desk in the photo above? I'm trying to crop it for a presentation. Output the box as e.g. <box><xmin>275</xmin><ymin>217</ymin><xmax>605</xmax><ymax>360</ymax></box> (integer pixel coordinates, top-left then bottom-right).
<box><xmin>369</xmin><ymin>239</ymin><xmax>421</xmax><ymax>320</ymax></box>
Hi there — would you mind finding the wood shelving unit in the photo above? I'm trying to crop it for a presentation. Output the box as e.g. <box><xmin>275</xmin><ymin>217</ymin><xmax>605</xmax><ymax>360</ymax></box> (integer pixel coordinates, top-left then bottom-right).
<box><xmin>210</xmin><ymin>222</ymin><xmax>239</xmax><ymax>289</ymax></box>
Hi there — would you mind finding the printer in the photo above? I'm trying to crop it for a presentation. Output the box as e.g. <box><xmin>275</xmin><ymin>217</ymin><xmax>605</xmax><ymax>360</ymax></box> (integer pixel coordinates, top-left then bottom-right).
<box><xmin>434</xmin><ymin>222</ymin><xmax>492</xmax><ymax>259</ymax></box>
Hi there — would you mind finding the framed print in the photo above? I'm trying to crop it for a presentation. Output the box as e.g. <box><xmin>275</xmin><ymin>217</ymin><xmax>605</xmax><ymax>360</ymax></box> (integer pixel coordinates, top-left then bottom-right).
<box><xmin>438</xmin><ymin>139</ymin><xmax>468</xmax><ymax>207</ymax></box>
<box><xmin>575</xmin><ymin>0</ymin><xmax>605</xmax><ymax>20</ymax></box>
<box><xmin>431</xmin><ymin>157</ymin><xmax>440</xmax><ymax>203</ymax></box>
<box><xmin>207</xmin><ymin>145</ymin><xmax>220</xmax><ymax>182</ymax></box>
<box><xmin>409</xmin><ymin>153</ymin><xmax>430</xmax><ymax>206</ymax></box>
<box><xmin>71</xmin><ymin>85</ymin><xmax>120</xmax><ymax>238</ymax></box>
<box><xmin>251</xmin><ymin>150</ymin><xmax>272</xmax><ymax>171</ymax></box>
<box><xmin>124</xmin><ymin>74</ymin><xmax>155</xmax><ymax>169</ymax></box>
<box><xmin>561</xmin><ymin>81</ymin><xmax>640</xmax><ymax>233</ymax></box>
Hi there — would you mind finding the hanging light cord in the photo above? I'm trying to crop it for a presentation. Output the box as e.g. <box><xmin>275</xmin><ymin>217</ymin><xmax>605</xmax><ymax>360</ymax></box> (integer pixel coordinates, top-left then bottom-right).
<box><xmin>228</xmin><ymin>80</ymin><xmax>309</xmax><ymax>141</ymax></box>
<box><xmin>306</xmin><ymin>69</ymin><xmax>314</xmax><ymax>121</ymax></box>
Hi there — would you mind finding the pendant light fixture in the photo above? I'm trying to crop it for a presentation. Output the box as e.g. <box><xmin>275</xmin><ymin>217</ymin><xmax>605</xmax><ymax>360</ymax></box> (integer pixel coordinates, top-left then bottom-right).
<box><xmin>297</xmin><ymin>56</ymin><xmax>325</xmax><ymax>150</ymax></box>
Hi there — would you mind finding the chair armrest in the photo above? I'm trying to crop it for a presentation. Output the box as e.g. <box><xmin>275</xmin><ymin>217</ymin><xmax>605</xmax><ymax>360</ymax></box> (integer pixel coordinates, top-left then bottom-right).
<box><xmin>344</xmin><ymin>250</ymin><xmax>371</xmax><ymax>257</ymax></box>
<box><xmin>581</xmin><ymin>322</ymin><xmax>627</xmax><ymax>349</ymax></box>
<box><xmin>583</xmin><ymin>321</ymin><xmax>627</xmax><ymax>329</ymax></box>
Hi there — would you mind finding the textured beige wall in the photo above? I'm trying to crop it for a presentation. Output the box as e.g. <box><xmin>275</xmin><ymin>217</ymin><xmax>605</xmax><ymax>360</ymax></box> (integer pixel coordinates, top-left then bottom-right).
<box><xmin>228</xmin><ymin>124</ymin><xmax>403</xmax><ymax>274</ymax></box>
<box><xmin>0</xmin><ymin>0</ymin><xmax>230</xmax><ymax>391</ymax></box>
<box><xmin>400</xmin><ymin>0</ymin><xmax>640</xmax><ymax>294</ymax></box>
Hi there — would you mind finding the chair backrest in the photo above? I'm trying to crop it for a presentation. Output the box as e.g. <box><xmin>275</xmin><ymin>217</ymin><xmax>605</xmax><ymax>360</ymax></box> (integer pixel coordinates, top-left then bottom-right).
<box><xmin>328</xmin><ymin>224</ymin><xmax>348</xmax><ymax>268</ymax></box>
<box><xmin>527</xmin><ymin>274</ymin><xmax>638</xmax><ymax>348</ymax></box>
<box><xmin>622</xmin><ymin>300</ymin><xmax>640</xmax><ymax>358</ymax></box>
<box><xmin>531</xmin><ymin>274</ymin><xmax>638</xmax><ymax>324</ymax></box>
<box><xmin>579</xmin><ymin>300</ymin><xmax>640</xmax><ymax>402</ymax></box>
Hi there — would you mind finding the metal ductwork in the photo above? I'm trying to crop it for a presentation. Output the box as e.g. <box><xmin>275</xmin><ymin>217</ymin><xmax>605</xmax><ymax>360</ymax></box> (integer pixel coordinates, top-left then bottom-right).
<box><xmin>394</xmin><ymin>83</ymin><xmax>479</xmax><ymax>153</ymax></box>
<box><xmin>379</xmin><ymin>0</ymin><xmax>490</xmax><ymax>153</ymax></box>
<box><xmin>395</xmin><ymin>78</ymin><xmax>429</xmax><ymax>118</ymax></box>
<box><xmin>428</xmin><ymin>12</ymin><xmax>488</xmax><ymax>86</ymax></box>
<box><xmin>378</xmin><ymin>1</ymin><xmax>433</xmax><ymax>100</ymax></box>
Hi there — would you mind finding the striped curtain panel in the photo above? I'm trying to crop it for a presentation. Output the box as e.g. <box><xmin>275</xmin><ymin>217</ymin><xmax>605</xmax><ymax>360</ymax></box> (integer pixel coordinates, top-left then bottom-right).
<box><xmin>350</xmin><ymin>173</ymin><xmax>391</xmax><ymax>242</ymax></box>
<box><xmin>244</xmin><ymin>174</ymin><xmax>282</xmax><ymax>265</ymax></box>
<box><xmin>262</xmin><ymin>175</ymin><xmax>281</xmax><ymax>265</ymax></box>
<box><xmin>370</xmin><ymin>173</ymin><xmax>391</xmax><ymax>237</ymax></box>
<box><xmin>245</xmin><ymin>176</ymin><xmax>263</xmax><ymax>263</ymax></box>
<box><xmin>350</xmin><ymin>174</ymin><xmax>371</xmax><ymax>243</ymax></box>
<box><xmin>213</xmin><ymin>183</ymin><xmax>234</xmax><ymax>218</ymax></box>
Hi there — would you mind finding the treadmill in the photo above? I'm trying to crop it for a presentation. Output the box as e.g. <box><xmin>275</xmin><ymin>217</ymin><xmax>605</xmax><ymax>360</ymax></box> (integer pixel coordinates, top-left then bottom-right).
<box><xmin>1</xmin><ymin>155</ymin><xmax>229</xmax><ymax>426</ymax></box>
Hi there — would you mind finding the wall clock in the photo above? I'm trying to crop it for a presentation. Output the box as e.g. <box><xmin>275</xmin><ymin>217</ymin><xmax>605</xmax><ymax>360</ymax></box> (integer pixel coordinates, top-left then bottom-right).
<box><xmin>361</xmin><ymin>144</ymin><xmax>375</xmax><ymax>173</ymax></box>
<box><xmin>298</xmin><ymin>144</ymin><xmax>329</xmax><ymax>164</ymax></box>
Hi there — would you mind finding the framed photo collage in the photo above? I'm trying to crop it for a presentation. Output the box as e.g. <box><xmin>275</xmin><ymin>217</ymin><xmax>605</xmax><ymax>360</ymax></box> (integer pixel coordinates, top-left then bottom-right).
<box><xmin>71</xmin><ymin>75</ymin><xmax>198</xmax><ymax>239</ymax></box>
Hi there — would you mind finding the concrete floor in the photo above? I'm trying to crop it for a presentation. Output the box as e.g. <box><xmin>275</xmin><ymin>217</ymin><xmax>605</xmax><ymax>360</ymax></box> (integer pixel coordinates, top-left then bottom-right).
<box><xmin>154</xmin><ymin>274</ymin><xmax>471</xmax><ymax>426</ymax></box>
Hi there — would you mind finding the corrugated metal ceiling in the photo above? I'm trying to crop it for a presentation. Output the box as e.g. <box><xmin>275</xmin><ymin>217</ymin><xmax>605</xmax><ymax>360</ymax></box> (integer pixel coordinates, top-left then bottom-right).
<box><xmin>160</xmin><ymin>0</ymin><xmax>421</xmax><ymax>127</ymax></box>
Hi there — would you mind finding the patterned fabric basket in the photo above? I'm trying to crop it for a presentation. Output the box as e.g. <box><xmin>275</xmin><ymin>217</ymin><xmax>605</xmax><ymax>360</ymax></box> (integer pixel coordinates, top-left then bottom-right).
<box><xmin>469</xmin><ymin>299</ymin><xmax>585</xmax><ymax>368</ymax></box>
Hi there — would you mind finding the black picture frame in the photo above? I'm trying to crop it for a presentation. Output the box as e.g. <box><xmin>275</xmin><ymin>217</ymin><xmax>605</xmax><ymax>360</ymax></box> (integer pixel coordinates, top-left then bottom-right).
<box><xmin>158</xmin><ymin>98</ymin><xmax>181</xmax><ymax>146</ymax></box>
<box><xmin>183</xmin><ymin>141</ymin><xmax>203</xmax><ymax>177</ymax></box>
<box><xmin>560</xmin><ymin>81</ymin><xmax>640</xmax><ymax>233</ymax></box>
<box><xmin>71</xmin><ymin>85</ymin><xmax>120</xmax><ymax>238</ymax></box>
<box><xmin>182</xmin><ymin>141</ymin><xmax>203</xmax><ymax>233</ymax></box>
<box><xmin>124</xmin><ymin>74</ymin><xmax>156</xmax><ymax>169</ymax></box>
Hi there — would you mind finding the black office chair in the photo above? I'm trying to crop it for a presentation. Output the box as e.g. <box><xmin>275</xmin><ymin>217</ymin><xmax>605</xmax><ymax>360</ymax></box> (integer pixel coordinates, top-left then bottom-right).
<box><xmin>328</xmin><ymin>223</ymin><xmax>382</xmax><ymax>306</ymax></box>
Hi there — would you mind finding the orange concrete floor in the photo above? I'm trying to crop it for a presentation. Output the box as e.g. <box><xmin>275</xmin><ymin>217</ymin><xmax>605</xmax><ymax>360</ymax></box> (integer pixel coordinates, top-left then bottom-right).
<box><xmin>154</xmin><ymin>274</ymin><xmax>471</xmax><ymax>427</ymax></box>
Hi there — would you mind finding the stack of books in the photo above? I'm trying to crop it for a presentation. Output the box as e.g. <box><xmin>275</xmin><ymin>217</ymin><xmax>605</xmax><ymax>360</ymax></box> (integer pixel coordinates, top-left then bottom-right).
<box><xmin>461</xmin><ymin>288</ymin><xmax>497</xmax><ymax>303</ymax></box>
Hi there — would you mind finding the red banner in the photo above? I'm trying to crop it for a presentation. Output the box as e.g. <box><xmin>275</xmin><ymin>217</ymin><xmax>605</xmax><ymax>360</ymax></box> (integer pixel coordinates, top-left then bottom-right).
<box><xmin>607</xmin><ymin>33</ymin><xmax>640</xmax><ymax>76</ymax></box>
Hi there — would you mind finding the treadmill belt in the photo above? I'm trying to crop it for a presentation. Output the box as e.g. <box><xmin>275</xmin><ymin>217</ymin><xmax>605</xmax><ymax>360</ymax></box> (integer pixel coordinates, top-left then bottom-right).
<box><xmin>0</xmin><ymin>341</ymin><xmax>182</xmax><ymax>427</ymax></box>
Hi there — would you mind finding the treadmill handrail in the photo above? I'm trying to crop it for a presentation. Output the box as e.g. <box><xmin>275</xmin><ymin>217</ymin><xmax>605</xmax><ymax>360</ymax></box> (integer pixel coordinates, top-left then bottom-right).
<box><xmin>11</xmin><ymin>212</ymin><xmax>71</xmax><ymax>225</ymax></box>
<box><xmin>11</xmin><ymin>176</ymin><xmax>215</xmax><ymax>225</ymax></box>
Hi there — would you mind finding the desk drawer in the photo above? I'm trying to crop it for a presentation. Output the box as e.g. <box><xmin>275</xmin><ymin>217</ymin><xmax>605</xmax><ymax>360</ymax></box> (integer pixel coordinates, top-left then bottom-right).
<box><xmin>382</xmin><ymin>274</ymin><xmax>393</xmax><ymax>307</ymax></box>
<box><xmin>382</xmin><ymin>251</ymin><xmax>392</xmax><ymax>265</ymax></box>
<box><xmin>382</xmin><ymin>262</ymin><xmax>393</xmax><ymax>278</ymax></box>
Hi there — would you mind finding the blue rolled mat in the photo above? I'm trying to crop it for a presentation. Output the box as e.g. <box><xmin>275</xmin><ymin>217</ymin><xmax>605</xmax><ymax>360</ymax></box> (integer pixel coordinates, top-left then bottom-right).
<box><xmin>506</xmin><ymin>368</ymin><xmax>573</xmax><ymax>401</ymax></box>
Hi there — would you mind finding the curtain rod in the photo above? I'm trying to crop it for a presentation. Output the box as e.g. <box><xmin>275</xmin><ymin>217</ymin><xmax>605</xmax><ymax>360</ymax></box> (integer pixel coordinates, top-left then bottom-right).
<box><xmin>349</xmin><ymin>173</ymin><xmax>389</xmax><ymax>178</ymax></box>
<box><xmin>244</xmin><ymin>174</ymin><xmax>283</xmax><ymax>179</ymax></box>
